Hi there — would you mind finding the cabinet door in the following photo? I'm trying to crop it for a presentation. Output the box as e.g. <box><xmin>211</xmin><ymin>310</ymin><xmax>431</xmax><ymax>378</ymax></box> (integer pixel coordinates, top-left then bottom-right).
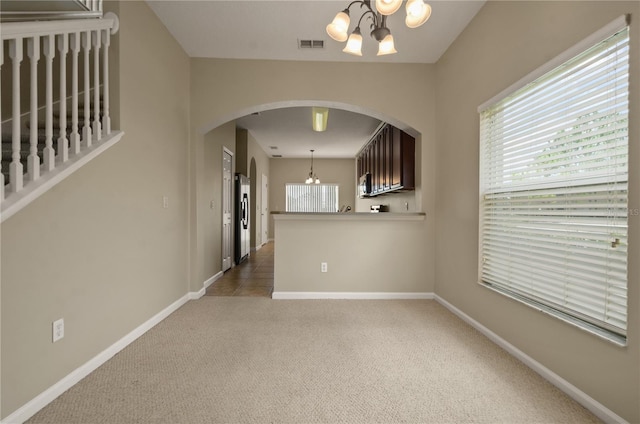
<box><xmin>400</xmin><ymin>131</ymin><xmax>415</xmax><ymax>190</ymax></box>
<box><xmin>372</xmin><ymin>137</ymin><xmax>379</xmax><ymax>193</ymax></box>
<box><xmin>391</xmin><ymin>127</ymin><xmax>402</xmax><ymax>188</ymax></box>
<box><xmin>383</xmin><ymin>126</ymin><xmax>391</xmax><ymax>190</ymax></box>
<box><xmin>364</xmin><ymin>145</ymin><xmax>370</xmax><ymax>175</ymax></box>
<box><xmin>378</xmin><ymin>128</ymin><xmax>386</xmax><ymax>191</ymax></box>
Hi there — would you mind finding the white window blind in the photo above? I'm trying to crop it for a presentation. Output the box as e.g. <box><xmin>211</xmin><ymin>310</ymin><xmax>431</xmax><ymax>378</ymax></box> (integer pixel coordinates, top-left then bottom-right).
<box><xmin>478</xmin><ymin>20</ymin><xmax>629</xmax><ymax>342</ymax></box>
<box><xmin>286</xmin><ymin>184</ymin><xmax>339</xmax><ymax>212</ymax></box>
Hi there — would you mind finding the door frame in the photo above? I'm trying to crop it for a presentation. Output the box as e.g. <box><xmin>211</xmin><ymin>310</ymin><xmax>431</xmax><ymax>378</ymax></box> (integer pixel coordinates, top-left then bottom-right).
<box><xmin>261</xmin><ymin>173</ymin><xmax>269</xmax><ymax>245</ymax></box>
<box><xmin>221</xmin><ymin>147</ymin><xmax>234</xmax><ymax>272</ymax></box>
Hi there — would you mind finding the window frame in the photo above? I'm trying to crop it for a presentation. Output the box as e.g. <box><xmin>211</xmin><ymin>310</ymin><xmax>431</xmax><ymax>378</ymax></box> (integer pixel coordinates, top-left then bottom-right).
<box><xmin>477</xmin><ymin>15</ymin><xmax>630</xmax><ymax>345</ymax></box>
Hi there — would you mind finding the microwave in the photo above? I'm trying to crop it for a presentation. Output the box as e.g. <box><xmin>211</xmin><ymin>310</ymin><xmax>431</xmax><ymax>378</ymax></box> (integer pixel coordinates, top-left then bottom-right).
<box><xmin>358</xmin><ymin>173</ymin><xmax>372</xmax><ymax>198</ymax></box>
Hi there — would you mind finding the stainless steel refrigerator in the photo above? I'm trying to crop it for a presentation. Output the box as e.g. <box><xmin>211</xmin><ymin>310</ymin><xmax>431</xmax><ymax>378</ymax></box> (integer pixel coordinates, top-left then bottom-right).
<box><xmin>234</xmin><ymin>173</ymin><xmax>250</xmax><ymax>264</ymax></box>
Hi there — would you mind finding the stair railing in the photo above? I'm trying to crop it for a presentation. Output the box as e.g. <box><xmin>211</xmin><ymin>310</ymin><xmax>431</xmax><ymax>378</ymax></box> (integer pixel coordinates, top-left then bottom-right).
<box><xmin>78</xmin><ymin>0</ymin><xmax>104</xmax><ymax>13</ymax></box>
<box><xmin>0</xmin><ymin>13</ymin><xmax>123</xmax><ymax>222</ymax></box>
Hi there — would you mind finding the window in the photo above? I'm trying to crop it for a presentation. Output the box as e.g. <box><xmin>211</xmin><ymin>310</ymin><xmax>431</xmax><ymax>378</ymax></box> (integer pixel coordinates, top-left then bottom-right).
<box><xmin>286</xmin><ymin>184</ymin><xmax>339</xmax><ymax>212</ymax></box>
<box><xmin>478</xmin><ymin>17</ymin><xmax>629</xmax><ymax>343</ymax></box>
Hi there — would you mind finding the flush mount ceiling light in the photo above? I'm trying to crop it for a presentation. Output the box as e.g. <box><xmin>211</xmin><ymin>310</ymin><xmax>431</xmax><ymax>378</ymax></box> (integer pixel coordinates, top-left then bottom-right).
<box><xmin>312</xmin><ymin>107</ymin><xmax>329</xmax><ymax>132</ymax></box>
<box><xmin>305</xmin><ymin>149</ymin><xmax>320</xmax><ymax>184</ymax></box>
<box><xmin>326</xmin><ymin>0</ymin><xmax>432</xmax><ymax>56</ymax></box>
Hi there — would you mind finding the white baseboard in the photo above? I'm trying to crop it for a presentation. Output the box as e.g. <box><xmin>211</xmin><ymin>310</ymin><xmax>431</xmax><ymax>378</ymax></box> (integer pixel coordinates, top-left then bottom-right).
<box><xmin>188</xmin><ymin>288</ymin><xmax>205</xmax><ymax>300</ymax></box>
<box><xmin>204</xmin><ymin>271</ymin><xmax>223</xmax><ymax>289</ymax></box>
<box><xmin>433</xmin><ymin>295</ymin><xmax>628</xmax><ymax>424</ymax></box>
<box><xmin>272</xmin><ymin>291</ymin><xmax>434</xmax><ymax>300</ymax></box>
<box><xmin>188</xmin><ymin>271</ymin><xmax>224</xmax><ymax>300</ymax></box>
<box><xmin>2</xmin><ymin>294</ymin><xmax>191</xmax><ymax>424</ymax></box>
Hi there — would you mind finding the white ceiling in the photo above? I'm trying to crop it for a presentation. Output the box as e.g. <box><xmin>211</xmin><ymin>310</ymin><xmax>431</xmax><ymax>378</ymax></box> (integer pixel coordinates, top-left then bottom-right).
<box><xmin>236</xmin><ymin>107</ymin><xmax>382</xmax><ymax>158</ymax></box>
<box><xmin>146</xmin><ymin>0</ymin><xmax>486</xmax><ymax>157</ymax></box>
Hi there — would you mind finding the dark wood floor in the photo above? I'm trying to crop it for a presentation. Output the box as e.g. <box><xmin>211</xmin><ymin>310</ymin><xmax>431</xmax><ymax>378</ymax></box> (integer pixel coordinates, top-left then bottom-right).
<box><xmin>204</xmin><ymin>242</ymin><xmax>274</xmax><ymax>298</ymax></box>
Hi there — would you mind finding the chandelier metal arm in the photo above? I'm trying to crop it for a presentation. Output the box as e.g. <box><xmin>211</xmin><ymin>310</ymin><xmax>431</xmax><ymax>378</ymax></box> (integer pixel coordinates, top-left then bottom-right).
<box><xmin>356</xmin><ymin>9</ymin><xmax>377</xmax><ymax>31</ymax></box>
<box><xmin>346</xmin><ymin>0</ymin><xmax>380</xmax><ymax>28</ymax></box>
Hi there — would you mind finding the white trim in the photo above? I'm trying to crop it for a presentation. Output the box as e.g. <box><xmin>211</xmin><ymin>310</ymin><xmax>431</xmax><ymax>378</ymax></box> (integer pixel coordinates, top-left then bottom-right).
<box><xmin>1</xmin><ymin>293</ymin><xmax>190</xmax><ymax>424</ymax></box>
<box><xmin>188</xmin><ymin>288</ymin><xmax>205</xmax><ymax>300</ymax></box>
<box><xmin>272</xmin><ymin>292</ymin><xmax>434</xmax><ymax>300</ymax></box>
<box><xmin>189</xmin><ymin>271</ymin><xmax>224</xmax><ymax>300</ymax></box>
<box><xmin>0</xmin><ymin>13</ymin><xmax>119</xmax><ymax>39</ymax></box>
<box><xmin>477</xmin><ymin>14</ymin><xmax>629</xmax><ymax>112</ymax></box>
<box><xmin>1</xmin><ymin>131</ymin><xmax>125</xmax><ymax>223</ymax></box>
<box><xmin>204</xmin><ymin>271</ymin><xmax>223</xmax><ymax>289</ymax></box>
<box><xmin>433</xmin><ymin>295</ymin><xmax>628</xmax><ymax>424</ymax></box>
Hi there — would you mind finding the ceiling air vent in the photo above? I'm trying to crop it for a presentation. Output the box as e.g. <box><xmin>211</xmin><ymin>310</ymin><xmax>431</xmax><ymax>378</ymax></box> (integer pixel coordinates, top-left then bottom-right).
<box><xmin>298</xmin><ymin>39</ymin><xmax>324</xmax><ymax>49</ymax></box>
<box><xmin>272</xmin><ymin>154</ymin><xmax>283</xmax><ymax>158</ymax></box>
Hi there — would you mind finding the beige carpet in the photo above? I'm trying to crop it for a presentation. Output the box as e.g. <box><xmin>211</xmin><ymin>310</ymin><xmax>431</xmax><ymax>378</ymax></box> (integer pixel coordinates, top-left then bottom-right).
<box><xmin>27</xmin><ymin>298</ymin><xmax>600</xmax><ymax>423</ymax></box>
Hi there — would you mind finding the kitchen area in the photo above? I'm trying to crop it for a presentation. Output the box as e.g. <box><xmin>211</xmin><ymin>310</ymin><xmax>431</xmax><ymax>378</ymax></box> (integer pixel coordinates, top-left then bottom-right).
<box><xmin>270</xmin><ymin>122</ymin><xmax>430</xmax><ymax>298</ymax></box>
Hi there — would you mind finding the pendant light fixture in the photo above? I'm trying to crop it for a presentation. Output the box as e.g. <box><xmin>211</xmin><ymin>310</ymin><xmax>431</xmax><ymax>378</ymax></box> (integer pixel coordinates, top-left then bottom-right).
<box><xmin>326</xmin><ymin>0</ymin><xmax>432</xmax><ymax>57</ymax></box>
<box><xmin>305</xmin><ymin>149</ymin><xmax>320</xmax><ymax>184</ymax></box>
<box><xmin>312</xmin><ymin>107</ymin><xmax>329</xmax><ymax>132</ymax></box>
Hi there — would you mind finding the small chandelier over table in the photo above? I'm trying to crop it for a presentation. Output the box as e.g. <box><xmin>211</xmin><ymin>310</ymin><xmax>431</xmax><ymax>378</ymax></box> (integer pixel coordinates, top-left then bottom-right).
<box><xmin>326</xmin><ymin>0</ymin><xmax>432</xmax><ymax>56</ymax></box>
<box><xmin>305</xmin><ymin>149</ymin><xmax>320</xmax><ymax>184</ymax></box>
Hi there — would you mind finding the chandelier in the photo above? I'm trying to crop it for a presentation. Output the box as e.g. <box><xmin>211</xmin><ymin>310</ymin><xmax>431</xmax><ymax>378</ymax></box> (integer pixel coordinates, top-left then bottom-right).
<box><xmin>326</xmin><ymin>0</ymin><xmax>432</xmax><ymax>56</ymax></box>
<box><xmin>305</xmin><ymin>150</ymin><xmax>320</xmax><ymax>184</ymax></box>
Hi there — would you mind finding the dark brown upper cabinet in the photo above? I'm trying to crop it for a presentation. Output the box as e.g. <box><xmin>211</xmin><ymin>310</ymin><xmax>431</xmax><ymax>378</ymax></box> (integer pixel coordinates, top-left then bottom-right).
<box><xmin>357</xmin><ymin>124</ymin><xmax>415</xmax><ymax>196</ymax></box>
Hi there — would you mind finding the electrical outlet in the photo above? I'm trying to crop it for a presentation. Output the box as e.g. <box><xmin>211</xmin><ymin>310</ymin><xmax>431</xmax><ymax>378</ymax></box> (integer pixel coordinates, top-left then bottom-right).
<box><xmin>52</xmin><ymin>318</ymin><xmax>64</xmax><ymax>343</ymax></box>
<box><xmin>163</xmin><ymin>196</ymin><xmax>169</xmax><ymax>209</ymax></box>
<box><xmin>321</xmin><ymin>262</ymin><xmax>328</xmax><ymax>273</ymax></box>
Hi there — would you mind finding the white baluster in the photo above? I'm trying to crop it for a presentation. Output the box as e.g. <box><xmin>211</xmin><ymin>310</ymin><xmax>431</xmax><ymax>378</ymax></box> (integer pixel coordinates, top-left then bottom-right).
<box><xmin>101</xmin><ymin>28</ymin><xmax>111</xmax><ymax>135</ymax></box>
<box><xmin>1</xmin><ymin>41</ymin><xmax>4</xmax><ymax>201</ymax></box>
<box><xmin>92</xmin><ymin>29</ymin><xmax>102</xmax><ymax>141</ymax></box>
<box><xmin>9</xmin><ymin>38</ymin><xmax>24</xmax><ymax>193</ymax></box>
<box><xmin>57</xmin><ymin>33</ymin><xmax>69</xmax><ymax>163</ymax></box>
<box><xmin>27</xmin><ymin>36</ymin><xmax>40</xmax><ymax>181</ymax></box>
<box><xmin>82</xmin><ymin>31</ymin><xmax>92</xmax><ymax>148</ymax></box>
<box><xmin>42</xmin><ymin>35</ymin><xmax>56</xmax><ymax>171</ymax></box>
<box><xmin>69</xmin><ymin>33</ymin><xmax>81</xmax><ymax>155</ymax></box>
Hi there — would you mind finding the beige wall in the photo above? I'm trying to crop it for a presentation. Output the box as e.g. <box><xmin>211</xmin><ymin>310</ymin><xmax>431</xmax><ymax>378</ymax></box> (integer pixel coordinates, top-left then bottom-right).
<box><xmin>246</xmin><ymin>131</ymin><xmax>270</xmax><ymax>248</ymax></box>
<box><xmin>435</xmin><ymin>2</ymin><xmax>639</xmax><ymax>421</ymax></box>
<box><xmin>274</xmin><ymin>216</ymin><xmax>427</xmax><ymax>293</ymax></box>
<box><xmin>189</xmin><ymin>58</ymin><xmax>436</xmax><ymax>292</ymax></box>
<box><xmin>268</xmin><ymin>158</ymin><xmax>356</xmax><ymax>237</ymax></box>
<box><xmin>0</xmin><ymin>1</ymin><xmax>190</xmax><ymax>418</ymax></box>
<box><xmin>355</xmin><ymin>190</ymin><xmax>417</xmax><ymax>213</ymax></box>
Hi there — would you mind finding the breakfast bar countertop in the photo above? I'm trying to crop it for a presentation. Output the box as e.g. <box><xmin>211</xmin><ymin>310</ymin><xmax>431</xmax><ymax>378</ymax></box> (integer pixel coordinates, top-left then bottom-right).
<box><xmin>271</xmin><ymin>211</ymin><xmax>426</xmax><ymax>221</ymax></box>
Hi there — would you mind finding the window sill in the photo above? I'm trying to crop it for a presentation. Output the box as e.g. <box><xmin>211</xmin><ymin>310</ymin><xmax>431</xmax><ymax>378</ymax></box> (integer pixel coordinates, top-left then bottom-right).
<box><xmin>480</xmin><ymin>282</ymin><xmax>627</xmax><ymax>347</ymax></box>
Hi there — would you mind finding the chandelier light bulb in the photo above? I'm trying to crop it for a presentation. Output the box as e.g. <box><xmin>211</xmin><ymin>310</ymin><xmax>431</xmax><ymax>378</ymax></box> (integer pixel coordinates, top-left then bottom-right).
<box><xmin>375</xmin><ymin>0</ymin><xmax>402</xmax><ymax>16</ymax></box>
<box><xmin>377</xmin><ymin>34</ymin><xmax>397</xmax><ymax>55</ymax></box>
<box><xmin>343</xmin><ymin>27</ymin><xmax>363</xmax><ymax>56</ymax></box>
<box><xmin>405</xmin><ymin>0</ymin><xmax>431</xmax><ymax>28</ymax></box>
<box><xmin>326</xmin><ymin>10</ymin><xmax>350</xmax><ymax>42</ymax></box>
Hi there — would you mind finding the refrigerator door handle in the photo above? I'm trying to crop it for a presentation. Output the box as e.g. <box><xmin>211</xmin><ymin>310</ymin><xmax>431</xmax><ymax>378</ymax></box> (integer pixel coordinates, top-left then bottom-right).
<box><xmin>242</xmin><ymin>194</ymin><xmax>249</xmax><ymax>229</ymax></box>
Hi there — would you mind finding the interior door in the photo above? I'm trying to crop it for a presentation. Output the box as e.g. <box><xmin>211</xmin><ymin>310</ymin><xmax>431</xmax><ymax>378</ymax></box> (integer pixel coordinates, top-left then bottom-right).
<box><xmin>222</xmin><ymin>150</ymin><xmax>233</xmax><ymax>271</ymax></box>
<box><xmin>261</xmin><ymin>174</ymin><xmax>269</xmax><ymax>245</ymax></box>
